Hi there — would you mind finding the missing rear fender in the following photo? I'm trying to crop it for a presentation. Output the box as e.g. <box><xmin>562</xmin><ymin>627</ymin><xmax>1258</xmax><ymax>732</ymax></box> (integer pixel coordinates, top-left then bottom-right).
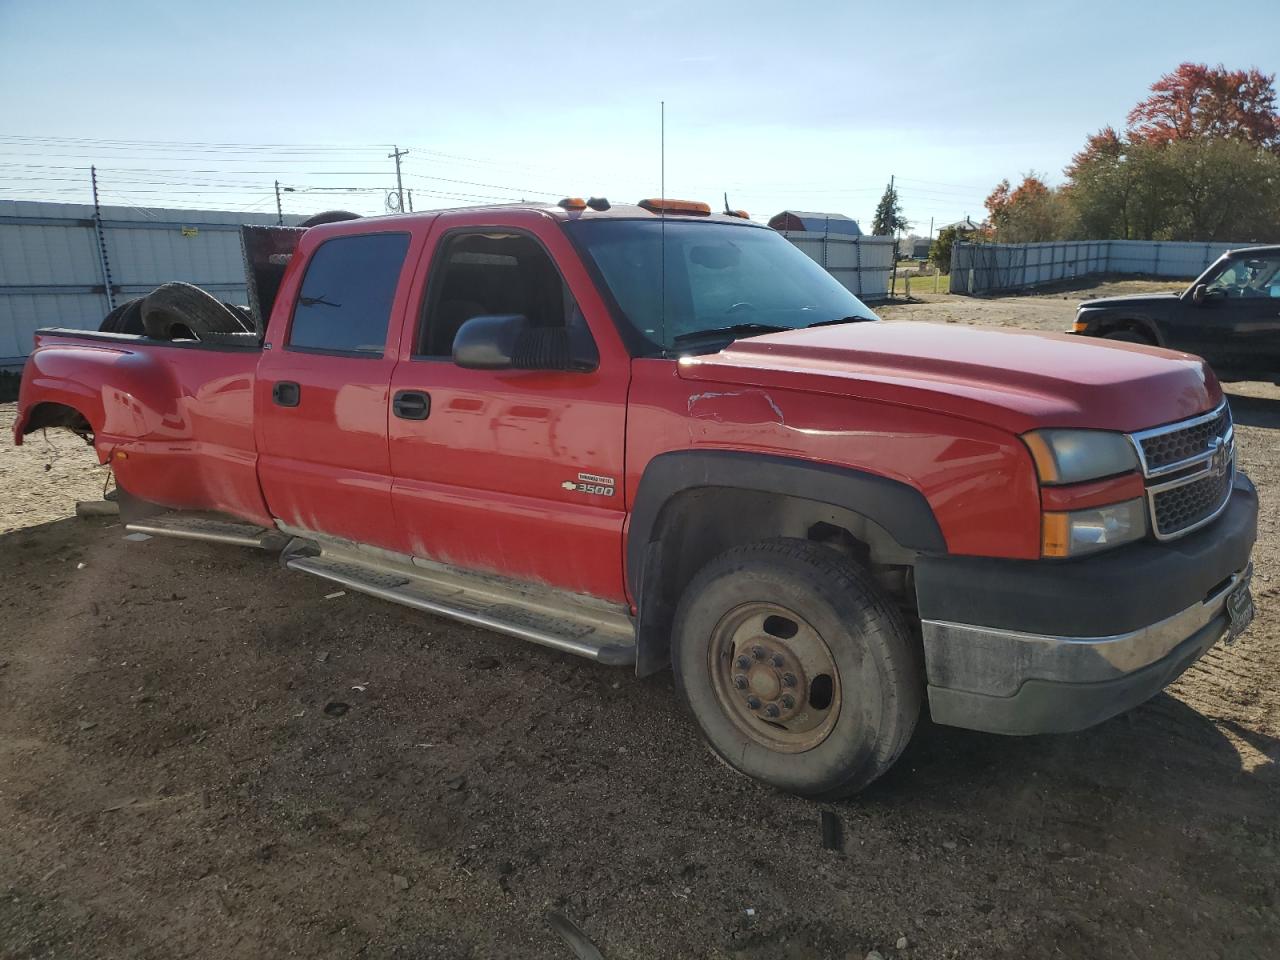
<box><xmin>21</xmin><ymin>402</ymin><xmax>95</xmax><ymax>445</ymax></box>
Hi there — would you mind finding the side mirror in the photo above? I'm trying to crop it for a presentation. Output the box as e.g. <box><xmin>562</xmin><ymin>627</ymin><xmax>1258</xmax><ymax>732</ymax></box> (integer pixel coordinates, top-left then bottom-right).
<box><xmin>453</xmin><ymin>314</ymin><xmax>532</xmax><ymax>369</ymax></box>
<box><xmin>452</xmin><ymin>314</ymin><xmax>594</xmax><ymax>372</ymax></box>
<box><xmin>1191</xmin><ymin>283</ymin><xmax>1226</xmax><ymax>306</ymax></box>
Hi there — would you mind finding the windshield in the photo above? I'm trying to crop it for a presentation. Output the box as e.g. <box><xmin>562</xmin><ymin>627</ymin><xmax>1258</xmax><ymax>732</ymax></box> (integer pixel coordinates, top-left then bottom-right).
<box><xmin>1203</xmin><ymin>254</ymin><xmax>1280</xmax><ymax>298</ymax></box>
<box><xmin>568</xmin><ymin>219</ymin><xmax>879</xmax><ymax>352</ymax></box>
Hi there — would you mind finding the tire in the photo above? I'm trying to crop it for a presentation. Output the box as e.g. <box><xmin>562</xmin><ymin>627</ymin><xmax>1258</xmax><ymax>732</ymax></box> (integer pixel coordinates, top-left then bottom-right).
<box><xmin>671</xmin><ymin>538</ymin><xmax>922</xmax><ymax>799</ymax></box>
<box><xmin>223</xmin><ymin>303</ymin><xmax>257</xmax><ymax>331</ymax></box>
<box><xmin>141</xmin><ymin>282</ymin><xmax>250</xmax><ymax>340</ymax></box>
<box><xmin>298</xmin><ymin>210</ymin><xmax>361</xmax><ymax>228</ymax></box>
<box><xmin>98</xmin><ymin>298</ymin><xmax>144</xmax><ymax>334</ymax></box>
<box><xmin>1104</xmin><ymin>328</ymin><xmax>1153</xmax><ymax>345</ymax></box>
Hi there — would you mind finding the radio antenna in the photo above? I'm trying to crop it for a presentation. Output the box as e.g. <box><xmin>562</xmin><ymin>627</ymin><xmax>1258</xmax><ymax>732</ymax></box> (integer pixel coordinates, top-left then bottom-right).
<box><xmin>660</xmin><ymin>99</ymin><xmax>666</xmax><ymax>348</ymax></box>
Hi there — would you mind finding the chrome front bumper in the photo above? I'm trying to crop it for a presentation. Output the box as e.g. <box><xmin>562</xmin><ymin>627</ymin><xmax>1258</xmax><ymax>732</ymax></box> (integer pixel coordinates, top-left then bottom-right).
<box><xmin>922</xmin><ymin>564</ymin><xmax>1252</xmax><ymax>735</ymax></box>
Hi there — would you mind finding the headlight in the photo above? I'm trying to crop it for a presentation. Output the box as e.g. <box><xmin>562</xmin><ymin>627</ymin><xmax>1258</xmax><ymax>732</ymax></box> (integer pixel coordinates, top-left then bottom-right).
<box><xmin>1022</xmin><ymin>429</ymin><xmax>1139</xmax><ymax>485</ymax></box>
<box><xmin>1042</xmin><ymin>498</ymin><xmax>1147</xmax><ymax>557</ymax></box>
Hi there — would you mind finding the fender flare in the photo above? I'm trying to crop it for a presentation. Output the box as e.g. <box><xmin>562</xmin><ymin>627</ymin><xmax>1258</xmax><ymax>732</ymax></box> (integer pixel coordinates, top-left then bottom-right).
<box><xmin>627</xmin><ymin>450</ymin><xmax>947</xmax><ymax>596</ymax></box>
<box><xmin>626</xmin><ymin>451</ymin><xmax>947</xmax><ymax>674</ymax></box>
<box><xmin>1098</xmin><ymin>313</ymin><xmax>1165</xmax><ymax>346</ymax></box>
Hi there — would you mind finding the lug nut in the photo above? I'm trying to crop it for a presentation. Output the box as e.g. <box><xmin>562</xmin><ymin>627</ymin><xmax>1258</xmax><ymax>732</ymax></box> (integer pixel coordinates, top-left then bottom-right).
<box><xmin>735</xmin><ymin>655</ymin><xmax>751</xmax><ymax>670</ymax></box>
<box><xmin>782</xmin><ymin>673</ymin><xmax>797</xmax><ymax>688</ymax></box>
<box><xmin>764</xmin><ymin>703</ymin><xmax>781</xmax><ymax>718</ymax></box>
<box><xmin>746</xmin><ymin>695</ymin><xmax>762</xmax><ymax>710</ymax></box>
<box><xmin>733</xmin><ymin>675</ymin><xmax>748</xmax><ymax>690</ymax></box>
<box><xmin>770</xmin><ymin>653</ymin><xmax>785</xmax><ymax>667</ymax></box>
<box><xmin>751</xmin><ymin>645</ymin><xmax>766</xmax><ymax>660</ymax></box>
<box><xmin>781</xmin><ymin>694</ymin><xmax>795</xmax><ymax>709</ymax></box>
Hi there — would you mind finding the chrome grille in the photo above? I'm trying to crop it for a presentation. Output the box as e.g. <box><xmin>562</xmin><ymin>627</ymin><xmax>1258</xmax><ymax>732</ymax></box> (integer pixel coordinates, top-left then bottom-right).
<box><xmin>1129</xmin><ymin>402</ymin><xmax>1235</xmax><ymax>540</ymax></box>
<box><xmin>1138</xmin><ymin>406</ymin><xmax>1231</xmax><ymax>473</ymax></box>
<box><xmin>1151</xmin><ymin>456</ymin><xmax>1234</xmax><ymax>537</ymax></box>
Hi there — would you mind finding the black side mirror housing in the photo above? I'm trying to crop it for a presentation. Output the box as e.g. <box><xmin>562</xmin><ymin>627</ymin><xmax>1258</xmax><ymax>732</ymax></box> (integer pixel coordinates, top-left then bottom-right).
<box><xmin>453</xmin><ymin>314</ymin><xmax>598</xmax><ymax>372</ymax></box>
<box><xmin>1191</xmin><ymin>283</ymin><xmax>1208</xmax><ymax>305</ymax></box>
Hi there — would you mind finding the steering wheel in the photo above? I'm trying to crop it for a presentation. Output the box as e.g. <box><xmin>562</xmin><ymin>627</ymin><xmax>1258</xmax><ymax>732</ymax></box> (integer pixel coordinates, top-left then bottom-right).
<box><xmin>727</xmin><ymin>301</ymin><xmax>757</xmax><ymax>314</ymax></box>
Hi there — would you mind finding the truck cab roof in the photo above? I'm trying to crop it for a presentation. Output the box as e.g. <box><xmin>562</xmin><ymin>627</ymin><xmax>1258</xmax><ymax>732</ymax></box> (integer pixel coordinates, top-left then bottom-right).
<box><xmin>303</xmin><ymin>202</ymin><xmax>770</xmax><ymax>235</ymax></box>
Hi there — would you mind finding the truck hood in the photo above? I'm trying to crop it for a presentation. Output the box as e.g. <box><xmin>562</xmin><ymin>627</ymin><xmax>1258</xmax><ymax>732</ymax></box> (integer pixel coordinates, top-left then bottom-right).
<box><xmin>1079</xmin><ymin>292</ymin><xmax>1180</xmax><ymax>310</ymax></box>
<box><xmin>677</xmin><ymin>321</ymin><xmax>1220</xmax><ymax>434</ymax></box>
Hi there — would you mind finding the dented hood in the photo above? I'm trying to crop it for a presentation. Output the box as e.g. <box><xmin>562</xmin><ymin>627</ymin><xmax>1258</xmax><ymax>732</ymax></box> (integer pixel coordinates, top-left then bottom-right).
<box><xmin>676</xmin><ymin>321</ymin><xmax>1220</xmax><ymax>435</ymax></box>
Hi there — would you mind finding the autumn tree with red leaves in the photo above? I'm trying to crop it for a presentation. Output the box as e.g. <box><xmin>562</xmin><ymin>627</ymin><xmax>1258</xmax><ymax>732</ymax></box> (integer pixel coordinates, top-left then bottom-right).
<box><xmin>1126</xmin><ymin>63</ymin><xmax>1280</xmax><ymax>151</ymax></box>
<box><xmin>984</xmin><ymin>174</ymin><xmax>1071</xmax><ymax>242</ymax></box>
<box><xmin>980</xmin><ymin>63</ymin><xmax>1280</xmax><ymax>244</ymax></box>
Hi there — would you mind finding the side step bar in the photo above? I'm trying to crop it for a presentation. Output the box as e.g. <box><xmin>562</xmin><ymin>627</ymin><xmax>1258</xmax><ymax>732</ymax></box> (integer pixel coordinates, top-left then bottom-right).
<box><xmin>281</xmin><ymin>538</ymin><xmax>637</xmax><ymax>667</ymax></box>
<box><xmin>124</xmin><ymin>512</ymin><xmax>287</xmax><ymax>550</ymax></box>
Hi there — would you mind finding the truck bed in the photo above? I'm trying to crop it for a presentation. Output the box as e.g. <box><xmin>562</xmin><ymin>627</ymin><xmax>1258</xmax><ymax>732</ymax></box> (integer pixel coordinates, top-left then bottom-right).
<box><xmin>15</xmin><ymin>327</ymin><xmax>271</xmax><ymax>526</ymax></box>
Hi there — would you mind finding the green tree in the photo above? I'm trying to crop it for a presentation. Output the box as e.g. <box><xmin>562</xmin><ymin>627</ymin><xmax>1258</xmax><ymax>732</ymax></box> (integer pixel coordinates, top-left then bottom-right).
<box><xmin>871</xmin><ymin>180</ymin><xmax>908</xmax><ymax>237</ymax></box>
<box><xmin>928</xmin><ymin>226</ymin><xmax>961</xmax><ymax>272</ymax></box>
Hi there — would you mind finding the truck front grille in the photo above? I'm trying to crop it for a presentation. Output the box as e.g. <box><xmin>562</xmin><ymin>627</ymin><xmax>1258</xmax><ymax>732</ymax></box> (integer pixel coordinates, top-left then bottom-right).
<box><xmin>1151</xmin><ymin>455</ymin><xmax>1234</xmax><ymax>537</ymax></box>
<box><xmin>1138</xmin><ymin>405</ymin><xmax>1231</xmax><ymax>473</ymax></box>
<box><xmin>1130</xmin><ymin>402</ymin><xmax>1234</xmax><ymax>541</ymax></box>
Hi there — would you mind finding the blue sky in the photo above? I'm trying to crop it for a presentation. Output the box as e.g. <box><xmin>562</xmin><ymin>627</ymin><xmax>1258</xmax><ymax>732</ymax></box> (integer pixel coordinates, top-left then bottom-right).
<box><xmin>1</xmin><ymin>0</ymin><xmax>1275</xmax><ymax>233</ymax></box>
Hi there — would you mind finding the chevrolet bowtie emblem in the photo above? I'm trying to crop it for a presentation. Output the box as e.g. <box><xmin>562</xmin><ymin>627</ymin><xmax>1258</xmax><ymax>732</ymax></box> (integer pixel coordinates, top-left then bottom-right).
<box><xmin>1209</xmin><ymin>436</ymin><xmax>1229</xmax><ymax>478</ymax></box>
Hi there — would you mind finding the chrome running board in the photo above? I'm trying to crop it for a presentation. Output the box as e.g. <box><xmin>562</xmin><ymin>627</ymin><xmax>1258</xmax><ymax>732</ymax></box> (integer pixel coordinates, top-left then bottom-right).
<box><xmin>125</xmin><ymin>512</ymin><xmax>286</xmax><ymax>550</ymax></box>
<box><xmin>279</xmin><ymin>532</ymin><xmax>637</xmax><ymax>667</ymax></box>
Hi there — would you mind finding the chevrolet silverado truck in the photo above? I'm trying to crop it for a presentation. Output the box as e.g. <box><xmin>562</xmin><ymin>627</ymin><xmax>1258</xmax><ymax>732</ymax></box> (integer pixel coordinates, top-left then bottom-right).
<box><xmin>1073</xmin><ymin>244</ymin><xmax>1280</xmax><ymax>381</ymax></box>
<box><xmin>14</xmin><ymin>198</ymin><xmax>1258</xmax><ymax>798</ymax></box>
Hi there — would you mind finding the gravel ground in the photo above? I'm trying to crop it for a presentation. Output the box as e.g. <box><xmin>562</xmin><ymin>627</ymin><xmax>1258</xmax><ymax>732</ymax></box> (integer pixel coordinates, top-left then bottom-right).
<box><xmin>1</xmin><ymin>283</ymin><xmax>1278</xmax><ymax>959</ymax></box>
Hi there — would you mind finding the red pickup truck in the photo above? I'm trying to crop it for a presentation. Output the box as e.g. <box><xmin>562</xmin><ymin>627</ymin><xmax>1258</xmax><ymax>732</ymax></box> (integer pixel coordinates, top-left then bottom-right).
<box><xmin>14</xmin><ymin>198</ymin><xmax>1258</xmax><ymax>798</ymax></box>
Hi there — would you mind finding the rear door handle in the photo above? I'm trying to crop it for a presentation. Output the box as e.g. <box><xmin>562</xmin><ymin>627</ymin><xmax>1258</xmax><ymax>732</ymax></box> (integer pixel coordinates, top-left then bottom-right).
<box><xmin>272</xmin><ymin>381</ymin><xmax>300</xmax><ymax>407</ymax></box>
<box><xmin>393</xmin><ymin>390</ymin><xmax>431</xmax><ymax>420</ymax></box>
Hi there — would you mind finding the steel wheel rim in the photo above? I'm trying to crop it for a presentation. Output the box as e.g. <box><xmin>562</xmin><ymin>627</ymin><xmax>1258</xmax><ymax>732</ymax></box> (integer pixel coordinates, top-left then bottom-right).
<box><xmin>707</xmin><ymin>601</ymin><xmax>842</xmax><ymax>754</ymax></box>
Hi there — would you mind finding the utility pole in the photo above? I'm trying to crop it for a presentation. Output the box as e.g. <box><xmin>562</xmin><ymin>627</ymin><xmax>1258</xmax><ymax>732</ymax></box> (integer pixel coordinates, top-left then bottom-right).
<box><xmin>90</xmin><ymin>166</ymin><xmax>116</xmax><ymax>310</ymax></box>
<box><xmin>388</xmin><ymin>145</ymin><xmax>409</xmax><ymax>213</ymax></box>
<box><xmin>888</xmin><ymin>174</ymin><xmax>899</xmax><ymax>298</ymax></box>
<box><xmin>275</xmin><ymin>180</ymin><xmax>284</xmax><ymax>225</ymax></box>
<box><xmin>406</xmin><ymin>189</ymin><xmax>413</xmax><ymax>213</ymax></box>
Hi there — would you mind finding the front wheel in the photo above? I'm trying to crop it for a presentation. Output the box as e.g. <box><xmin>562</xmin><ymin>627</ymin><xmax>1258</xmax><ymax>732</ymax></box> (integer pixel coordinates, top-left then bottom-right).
<box><xmin>672</xmin><ymin>538</ymin><xmax>922</xmax><ymax>798</ymax></box>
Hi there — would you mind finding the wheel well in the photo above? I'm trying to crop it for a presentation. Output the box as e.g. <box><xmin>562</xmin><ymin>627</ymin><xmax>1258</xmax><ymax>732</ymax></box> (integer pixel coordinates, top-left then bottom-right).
<box><xmin>633</xmin><ymin>487</ymin><xmax>918</xmax><ymax>675</ymax></box>
<box><xmin>1096</xmin><ymin>316</ymin><xmax>1158</xmax><ymax>343</ymax></box>
<box><xmin>21</xmin><ymin>402</ymin><xmax>95</xmax><ymax>443</ymax></box>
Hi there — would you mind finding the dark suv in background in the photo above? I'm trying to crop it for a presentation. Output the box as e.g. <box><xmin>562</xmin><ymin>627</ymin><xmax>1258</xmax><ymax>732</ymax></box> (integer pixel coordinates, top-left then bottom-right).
<box><xmin>1073</xmin><ymin>245</ymin><xmax>1280</xmax><ymax>382</ymax></box>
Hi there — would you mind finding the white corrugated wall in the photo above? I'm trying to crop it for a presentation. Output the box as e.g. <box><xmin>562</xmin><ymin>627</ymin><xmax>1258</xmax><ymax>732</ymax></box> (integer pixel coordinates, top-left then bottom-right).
<box><xmin>950</xmin><ymin>238</ymin><xmax>1246</xmax><ymax>295</ymax></box>
<box><xmin>0</xmin><ymin>200</ymin><xmax>301</xmax><ymax>365</ymax></box>
<box><xmin>779</xmin><ymin>231</ymin><xmax>895</xmax><ymax>300</ymax></box>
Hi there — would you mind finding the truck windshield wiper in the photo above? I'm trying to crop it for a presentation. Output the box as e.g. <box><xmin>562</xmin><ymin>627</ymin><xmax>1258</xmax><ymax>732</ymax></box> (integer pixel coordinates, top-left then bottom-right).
<box><xmin>299</xmin><ymin>294</ymin><xmax>341</xmax><ymax>308</ymax></box>
<box><xmin>806</xmin><ymin>315</ymin><xmax>876</xmax><ymax>328</ymax></box>
<box><xmin>670</xmin><ymin>322</ymin><xmax>790</xmax><ymax>345</ymax></box>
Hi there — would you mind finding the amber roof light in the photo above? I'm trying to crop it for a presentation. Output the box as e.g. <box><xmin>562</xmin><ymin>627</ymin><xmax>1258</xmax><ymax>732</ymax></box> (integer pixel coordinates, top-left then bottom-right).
<box><xmin>638</xmin><ymin>198</ymin><xmax>711</xmax><ymax>216</ymax></box>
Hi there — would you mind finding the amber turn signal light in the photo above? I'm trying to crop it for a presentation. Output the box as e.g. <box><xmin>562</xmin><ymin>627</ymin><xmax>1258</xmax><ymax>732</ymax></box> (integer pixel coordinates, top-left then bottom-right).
<box><xmin>1041</xmin><ymin>512</ymin><xmax>1071</xmax><ymax>557</ymax></box>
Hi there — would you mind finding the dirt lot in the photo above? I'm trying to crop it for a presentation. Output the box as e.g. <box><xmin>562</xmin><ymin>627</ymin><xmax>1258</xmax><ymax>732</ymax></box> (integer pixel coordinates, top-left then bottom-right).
<box><xmin>2</xmin><ymin>283</ymin><xmax>1278</xmax><ymax>960</ymax></box>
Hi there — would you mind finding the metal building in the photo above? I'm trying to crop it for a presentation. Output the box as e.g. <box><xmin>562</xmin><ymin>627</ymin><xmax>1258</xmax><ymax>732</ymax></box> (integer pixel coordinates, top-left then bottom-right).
<box><xmin>767</xmin><ymin>210</ymin><xmax>864</xmax><ymax>237</ymax></box>
<box><xmin>0</xmin><ymin>200</ymin><xmax>303</xmax><ymax>367</ymax></box>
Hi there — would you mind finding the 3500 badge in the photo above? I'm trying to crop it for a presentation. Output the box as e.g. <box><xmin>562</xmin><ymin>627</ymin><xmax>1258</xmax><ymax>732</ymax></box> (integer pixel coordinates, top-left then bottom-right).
<box><xmin>561</xmin><ymin>473</ymin><xmax>616</xmax><ymax>497</ymax></box>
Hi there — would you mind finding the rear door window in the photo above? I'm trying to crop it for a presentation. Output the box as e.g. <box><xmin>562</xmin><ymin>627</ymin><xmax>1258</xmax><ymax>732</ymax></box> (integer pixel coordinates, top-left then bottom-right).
<box><xmin>288</xmin><ymin>233</ymin><xmax>410</xmax><ymax>355</ymax></box>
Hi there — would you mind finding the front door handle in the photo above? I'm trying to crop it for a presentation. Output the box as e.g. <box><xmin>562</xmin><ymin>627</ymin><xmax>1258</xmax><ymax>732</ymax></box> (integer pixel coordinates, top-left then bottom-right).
<box><xmin>392</xmin><ymin>390</ymin><xmax>431</xmax><ymax>420</ymax></box>
<box><xmin>272</xmin><ymin>381</ymin><xmax>300</xmax><ymax>407</ymax></box>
